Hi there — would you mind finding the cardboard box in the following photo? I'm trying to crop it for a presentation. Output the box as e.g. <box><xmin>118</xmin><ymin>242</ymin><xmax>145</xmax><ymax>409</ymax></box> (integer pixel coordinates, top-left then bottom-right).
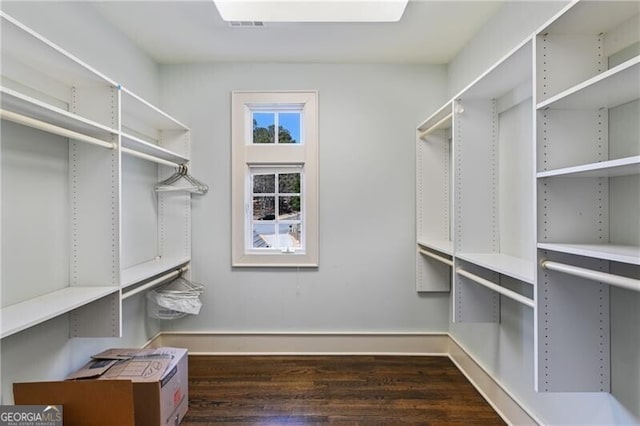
<box><xmin>14</xmin><ymin>347</ymin><xmax>188</xmax><ymax>426</ymax></box>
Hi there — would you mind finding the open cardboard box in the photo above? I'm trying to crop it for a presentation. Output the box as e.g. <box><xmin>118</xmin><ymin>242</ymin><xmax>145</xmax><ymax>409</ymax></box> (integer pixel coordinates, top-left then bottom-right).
<box><xmin>14</xmin><ymin>347</ymin><xmax>188</xmax><ymax>426</ymax></box>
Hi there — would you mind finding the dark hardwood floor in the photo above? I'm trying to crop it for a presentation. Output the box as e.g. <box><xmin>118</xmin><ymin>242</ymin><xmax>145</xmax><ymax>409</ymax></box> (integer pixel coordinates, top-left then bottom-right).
<box><xmin>182</xmin><ymin>355</ymin><xmax>506</xmax><ymax>425</ymax></box>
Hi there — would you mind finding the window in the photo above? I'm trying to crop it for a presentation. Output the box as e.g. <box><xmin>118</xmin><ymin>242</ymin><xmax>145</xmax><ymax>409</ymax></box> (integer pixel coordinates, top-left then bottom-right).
<box><xmin>232</xmin><ymin>91</ymin><xmax>318</xmax><ymax>267</ymax></box>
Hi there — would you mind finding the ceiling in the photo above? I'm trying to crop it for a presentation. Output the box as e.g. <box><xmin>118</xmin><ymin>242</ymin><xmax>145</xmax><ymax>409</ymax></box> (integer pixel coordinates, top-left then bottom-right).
<box><xmin>93</xmin><ymin>1</ymin><xmax>503</xmax><ymax>64</ymax></box>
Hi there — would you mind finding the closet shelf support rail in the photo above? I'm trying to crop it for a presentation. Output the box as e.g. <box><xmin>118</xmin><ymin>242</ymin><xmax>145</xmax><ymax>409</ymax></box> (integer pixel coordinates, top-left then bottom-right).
<box><xmin>456</xmin><ymin>267</ymin><xmax>535</xmax><ymax>308</ymax></box>
<box><xmin>418</xmin><ymin>112</ymin><xmax>453</xmax><ymax>140</ymax></box>
<box><xmin>540</xmin><ymin>259</ymin><xmax>640</xmax><ymax>292</ymax></box>
<box><xmin>121</xmin><ymin>147</ymin><xmax>180</xmax><ymax>168</ymax></box>
<box><xmin>0</xmin><ymin>109</ymin><xmax>115</xmax><ymax>149</ymax></box>
<box><xmin>419</xmin><ymin>248</ymin><xmax>453</xmax><ymax>266</ymax></box>
<box><xmin>122</xmin><ymin>265</ymin><xmax>190</xmax><ymax>300</ymax></box>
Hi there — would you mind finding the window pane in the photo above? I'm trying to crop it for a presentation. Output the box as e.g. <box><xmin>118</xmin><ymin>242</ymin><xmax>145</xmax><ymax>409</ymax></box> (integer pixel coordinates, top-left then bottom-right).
<box><xmin>278</xmin><ymin>112</ymin><xmax>301</xmax><ymax>144</ymax></box>
<box><xmin>253</xmin><ymin>173</ymin><xmax>275</xmax><ymax>193</ymax></box>
<box><xmin>278</xmin><ymin>223</ymin><xmax>301</xmax><ymax>248</ymax></box>
<box><xmin>279</xmin><ymin>196</ymin><xmax>301</xmax><ymax>220</ymax></box>
<box><xmin>278</xmin><ymin>172</ymin><xmax>300</xmax><ymax>193</ymax></box>
<box><xmin>253</xmin><ymin>223</ymin><xmax>275</xmax><ymax>248</ymax></box>
<box><xmin>253</xmin><ymin>196</ymin><xmax>275</xmax><ymax>220</ymax></box>
<box><xmin>253</xmin><ymin>112</ymin><xmax>275</xmax><ymax>144</ymax></box>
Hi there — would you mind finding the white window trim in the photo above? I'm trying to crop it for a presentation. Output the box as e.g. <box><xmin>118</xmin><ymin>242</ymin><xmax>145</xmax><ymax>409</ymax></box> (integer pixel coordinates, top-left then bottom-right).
<box><xmin>231</xmin><ymin>91</ymin><xmax>319</xmax><ymax>267</ymax></box>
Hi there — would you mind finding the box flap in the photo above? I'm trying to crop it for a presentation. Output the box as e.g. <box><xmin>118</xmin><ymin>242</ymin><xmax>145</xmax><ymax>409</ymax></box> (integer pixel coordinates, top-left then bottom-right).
<box><xmin>65</xmin><ymin>359</ymin><xmax>119</xmax><ymax>380</ymax></box>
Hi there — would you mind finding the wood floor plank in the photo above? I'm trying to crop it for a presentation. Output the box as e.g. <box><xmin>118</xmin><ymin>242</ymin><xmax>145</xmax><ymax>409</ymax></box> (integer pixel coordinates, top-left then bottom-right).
<box><xmin>182</xmin><ymin>355</ymin><xmax>506</xmax><ymax>425</ymax></box>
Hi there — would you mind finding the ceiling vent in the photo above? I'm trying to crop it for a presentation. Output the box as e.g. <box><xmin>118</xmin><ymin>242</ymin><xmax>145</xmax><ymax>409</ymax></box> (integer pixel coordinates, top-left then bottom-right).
<box><xmin>229</xmin><ymin>21</ymin><xmax>265</xmax><ymax>28</ymax></box>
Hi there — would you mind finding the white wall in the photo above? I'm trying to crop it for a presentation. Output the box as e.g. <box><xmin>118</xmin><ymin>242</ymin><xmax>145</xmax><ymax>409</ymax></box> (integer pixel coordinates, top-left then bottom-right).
<box><xmin>0</xmin><ymin>1</ymin><xmax>160</xmax><ymax>103</ymax></box>
<box><xmin>159</xmin><ymin>63</ymin><xmax>450</xmax><ymax>333</ymax></box>
<box><xmin>447</xmin><ymin>1</ymin><xmax>569</xmax><ymax>98</ymax></box>
<box><xmin>0</xmin><ymin>1</ymin><xmax>163</xmax><ymax>403</ymax></box>
<box><xmin>447</xmin><ymin>1</ymin><xmax>640</xmax><ymax>424</ymax></box>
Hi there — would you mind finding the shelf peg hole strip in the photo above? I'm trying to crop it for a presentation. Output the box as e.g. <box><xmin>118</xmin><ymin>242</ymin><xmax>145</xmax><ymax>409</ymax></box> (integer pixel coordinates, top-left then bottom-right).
<box><xmin>455</xmin><ymin>267</ymin><xmax>534</xmax><ymax>308</ymax></box>
<box><xmin>540</xmin><ymin>259</ymin><xmax>640</xmax><ymax>293</ymax></box>
<box><xmin>418</xmin><ymin>248</ymin><xmax>453</xmax><ymax>266</ymax></box>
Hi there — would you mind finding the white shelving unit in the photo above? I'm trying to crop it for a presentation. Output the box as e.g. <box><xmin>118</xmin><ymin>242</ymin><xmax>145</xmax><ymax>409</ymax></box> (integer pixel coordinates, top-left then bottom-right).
<box><xmin>415</xmin><ymin>102</ymin><xmax>453</xmax><ymax>292</ymax></box>
<box><xmin>452</xmin><ymin>38</ymin><xmax>535</xmax><ymax>323</ymax></box>
<box><xmin>120</xmin><ymin>86</ymin><xmax>192</xmax><ymax>288</ymax></box>
<box><xmin>0</xmin><ymin>12</ymin><xmax>197</xmax><ymax>340</ymax></box>
<box><xmin>415</xmin><ymin>0</ymin><xmax>639</xmax><ymax>394</ymax></box>
<box><xmin>535</xmin><ymin>0</ymin><xmax>640</xmax><ymax>393</ymax></box>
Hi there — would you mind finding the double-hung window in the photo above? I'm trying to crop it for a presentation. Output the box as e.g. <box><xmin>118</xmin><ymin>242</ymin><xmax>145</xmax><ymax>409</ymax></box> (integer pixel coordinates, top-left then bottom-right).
<box><xmin>231</xmin><ymin>91</ymin><xmax>318</xmax><ymax>267</ymax></box>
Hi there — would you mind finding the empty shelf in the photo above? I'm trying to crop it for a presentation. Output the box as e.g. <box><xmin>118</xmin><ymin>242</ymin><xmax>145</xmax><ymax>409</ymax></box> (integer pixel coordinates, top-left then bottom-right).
<box><xmin>456</xmin><ymin>252</ymin><xmax>535</xmax><ymax>284</ymax></box>
<box><xmin>417</xmin><ymin>239</ymin><xmax>453</xmax><ymax>256</ymax></box>
<box><xmin>1</xmin><ymin>286</ymin><xmax>118</xmax><ymax>339</ymax></box>
<box><xmin>121</xmin><ymin>256</ymin><xmax>191</xmax><ymax>289</ymax></box>
<box><xmin>537</xmin><ymin>156</ymin><xmax>640</xmax><ymax>178</ymax></box>
<box><xmin>537</xmin><ymin>57</ymin><xmax>640</xmax><ymax>110</ymax></box>
<box><xmin>538</xmin><ymin>243</ymin><xmax>640</xmax><ymax>265</ymax></box>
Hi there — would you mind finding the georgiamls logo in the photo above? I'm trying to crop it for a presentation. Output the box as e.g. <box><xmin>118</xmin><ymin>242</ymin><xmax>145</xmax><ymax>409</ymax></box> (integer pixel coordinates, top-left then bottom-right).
<box><xmin>0</xmin><ymin>405</ymin><xmax>62</xmax><ymax>425</ymax></box>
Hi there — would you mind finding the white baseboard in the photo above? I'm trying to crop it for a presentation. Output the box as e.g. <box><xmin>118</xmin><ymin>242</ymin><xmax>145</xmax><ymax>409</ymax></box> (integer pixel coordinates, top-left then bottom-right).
<box><xmin>448</xmin><ymin>335</ymin><xmax>540</xmax><ymax>426</ymax></box>
<box><xmin>149</xmin><ymin>331</ymin><xmax>449</xmax><ymax>355</ymax></box>
<box><xmin>146</xmin><ymin>331</ymin><xmax>537</xmax><ymax>425</ymax></box>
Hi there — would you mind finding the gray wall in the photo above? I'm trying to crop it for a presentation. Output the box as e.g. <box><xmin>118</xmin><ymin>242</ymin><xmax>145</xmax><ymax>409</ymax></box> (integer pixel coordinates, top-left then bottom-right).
<box><xmin>159</xmin><ymin>63</ymin><xmax>450</xmax><ymax>333</ymax></box>
<box><xmin>0</xmin><ymin>1</ymin><xmax>163</xmax><ymax>403</ymax></box>
<box><xmin>447</xmin><ymin>1</ymin><xmax>640</xmax><ymax>424</ymax></box>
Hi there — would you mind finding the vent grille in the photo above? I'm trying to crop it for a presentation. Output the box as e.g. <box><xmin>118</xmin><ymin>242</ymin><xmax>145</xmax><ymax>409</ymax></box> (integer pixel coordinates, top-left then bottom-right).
<box><xmin>229</xmin><ymin>21</ymin><xmax>265</xmax><ymax>28</ymax></box>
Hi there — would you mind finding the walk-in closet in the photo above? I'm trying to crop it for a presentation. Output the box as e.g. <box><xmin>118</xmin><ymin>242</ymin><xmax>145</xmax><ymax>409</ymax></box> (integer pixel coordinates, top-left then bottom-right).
<box><xmin>1</xmin><ymin>1</ymin><xmax>638</xmax><ymax>425</ymax></box>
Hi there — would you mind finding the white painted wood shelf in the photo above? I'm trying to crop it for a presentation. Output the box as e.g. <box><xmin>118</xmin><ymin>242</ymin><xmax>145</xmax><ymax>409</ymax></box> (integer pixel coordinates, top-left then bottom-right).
<box><xmin>537</xmin><ymin>156</ymin><xmax>640</xmax><ymax>178</ymax></box>
<box><xmin>456</xmin><ymin>253</ymin><xmax>535</xmax><ymax>284</ymax></box>
<box><xmin>417</xmin><ymin>239</ymin><xmax>453</xmax><ymax>256</ymax></box>
<box><xmin>121</xmin><ymin>131</ymin><xmax>189</xmax><ymax>164</ymax></box>
<box><xmin>0</xmin><ymin>86</ymin><xmax>117</xmax><ymax>141</ymax></box>
<box><xmin>121</xmin><ymin>257</ymin><xmax>191</xmax><ymax>290</ymax></box>
<box><xmin>121</xmin><ymin>87</ymin><xmax>189</xmax><ymax>131</ymax></box>
<box><xmin>0</xmin><ymin>287</ymin><xmax>118</xmax><ymax>339</ymax></box>
<box><xmin>537</xmin><ymin>57</ymin><xmax>640</xmax><ymax>110</ymax></box>
<box><xmin>538</xmin><ymin>243</ymin><xmax>640</xmax><ymax>266</ymax></box>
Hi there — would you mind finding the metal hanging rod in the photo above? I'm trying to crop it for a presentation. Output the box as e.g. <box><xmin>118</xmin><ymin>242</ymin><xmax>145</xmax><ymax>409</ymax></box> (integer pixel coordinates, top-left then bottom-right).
<box><xmin>418</xmin><ymin>112</ymin><xmax>453</xmax><ymax>140</ymax></box>
<box><xmin>540</xmin><ymin>259</ymin><xmax>640</xmax><ymax>293</ymax></box>
<box><xmin>121</xmin><ymin>147</ymin><xmax>180</xmax><ymax>168</ymax></box>
<box><xmin>0</xmin><ymin>109</ymin><xmax>115</xmax><ymax>149</ymax></box>
<box><xmin>122</xmin><ymin>264</ymin><xmax>190</xmax><ymax>300</ymax></box>
<box><xmin>419</xmin><ymin>248</ymin><xmax>453</xmax><ymax>266</ymax></box>
<box><xmin>456</xmin><ymin>267</ymin><xmax>535</xmax><ymax>308</ymax></box>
